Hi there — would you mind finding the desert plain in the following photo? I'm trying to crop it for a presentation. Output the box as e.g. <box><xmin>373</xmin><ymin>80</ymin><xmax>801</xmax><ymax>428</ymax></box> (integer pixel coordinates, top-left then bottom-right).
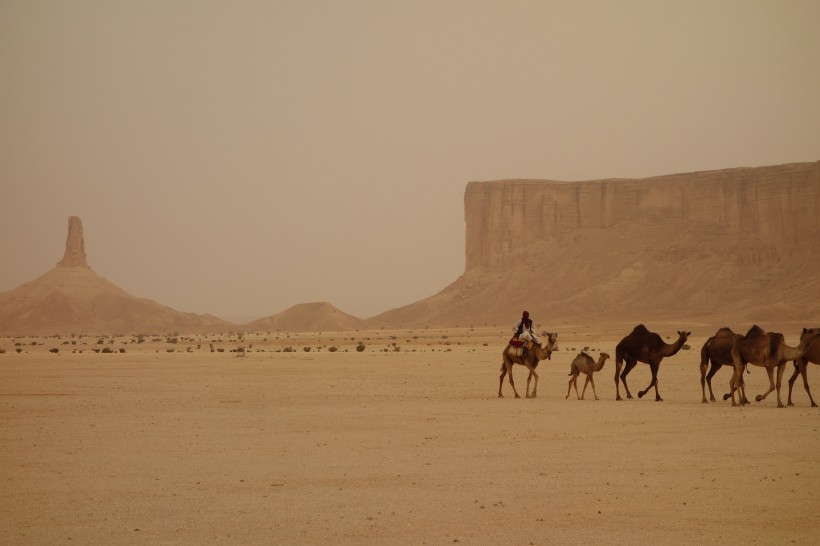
<box><xmin>2</xmin><ymin>324</ymin><xmax>819</xmax><ymax>545</ymax></box>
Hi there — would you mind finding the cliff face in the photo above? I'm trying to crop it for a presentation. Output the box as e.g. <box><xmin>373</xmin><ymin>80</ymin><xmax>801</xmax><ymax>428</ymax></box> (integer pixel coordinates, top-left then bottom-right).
<box><xmin>465</xmin><ymin>162</ymin><xmax>820</xmax><ymax>271</ymax></box>
<box><xmin>371</xmin><ymin>161</ymin><xmax>820</xmax><ymax>329</ymax></box>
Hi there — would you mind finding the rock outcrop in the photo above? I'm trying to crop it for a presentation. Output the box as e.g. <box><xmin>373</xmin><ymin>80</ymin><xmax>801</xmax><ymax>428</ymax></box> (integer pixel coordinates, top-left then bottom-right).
<box><xmin>56</xmin><ymin>216</ymin><xmax>89</xmax><ymax>267</ymax></box>
<box><xmin>0</xmin><ymin>217</ymin><xmax>234</xmax><ymax>335</ymax></box>
<box><xmin>369</xmin><ymin>161</ymin><xmax>820</xmax><ymax>329</ymax></box>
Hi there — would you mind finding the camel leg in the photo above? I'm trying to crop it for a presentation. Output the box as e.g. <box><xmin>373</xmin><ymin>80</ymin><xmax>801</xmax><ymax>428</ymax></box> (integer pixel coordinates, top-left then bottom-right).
<box><xmin>567</xmin><ymin>373</ymin><xmax>579</xmax><ymax>399</ymax></box>
<box><xmin>619</xmin><ymin>360</ymin><xmax>638</xmax><ymax>400</ymax></box>
<box><xmin>787</xmin><ymin>363</ymin><xmax>800</xmax><ymax>406</ymax></box>
<box><xmin>729</xmin><ymin>371</ymin><xmax>737</xmax><ymax>406</ymax></box>
<box><xmin>800</xmin><ymin>367</ymin><xmax>817</xmax><ymax>407</ymax></box>
<box><xmin>724</xmin><ymin>369</ymin><xmax>748</xmax><ymax>404</ymax></box>
<box><xmin>639</xmin><ymin>361</ymin><xmax>662</xmax><ymax>401</ymax></box>
<box><xmin>705</xmin><ymin>363</ymin><xmax>721</xmax><ymax>403</ymax></box>
<box><xmin>700</xmin><ymin>359</ymin><xmax>709</xmax><ymax>403</ymax></box>
<box><xmin>775</xmin><ymin>362</ymin><xmax>787</xmax><ymax>408</ymax></box>
<box><xmin>788</xmin><ymin>361</ymin><xmax>816</xmax><ymax>407</ymax></box>
<box><xmin>507</xmin><ymin>362</ymin><xmax>521</xmax><ymax>399</ymax></box>
<box><xmin>799</xmin><ymin>366</ymin><xmax>816</xmax><ymax>408</ymax></box>
<box><xmin>524</xmin><ymin>363</ymin><xmax>538</xmax><ymax>398</ymax></box>
<box><xmin>581</xmin><ymin>375</ymin><xmax>590</xmax><ymax>400</ymax></box>
<box><xmin>755</xmin><ymin>367</ymin><xmax>776</xmax><ymax>403</ymax></box>
<box><xmin>589</xmin><ymin>374</ymin><xmax>599</xmax><ymax>400</ymax></box>
<box><xmin>499</xmin><ymin>357</ymin><xmax>520</xmax><ymax>399</ymax></box>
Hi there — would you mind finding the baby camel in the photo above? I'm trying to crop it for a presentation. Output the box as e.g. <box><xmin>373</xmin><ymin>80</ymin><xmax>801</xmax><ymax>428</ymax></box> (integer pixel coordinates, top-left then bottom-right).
<box><xmin>566</xmin><ymin>352</ymin><xmax>610</xmax><ymax>400</ymax></box>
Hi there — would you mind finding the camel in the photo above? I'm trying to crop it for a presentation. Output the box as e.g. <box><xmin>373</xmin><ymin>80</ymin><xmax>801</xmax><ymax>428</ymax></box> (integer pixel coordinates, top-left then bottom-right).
<box><xmin>566</xmin><ymin>352</ymin><xmax>610</xmax><ymax>400</ymax></box>
<box><xmin>729</xmin><ymin>326</ymin><xmax>820</xmax><ymax>408</ymax></box>
<box><xmin>614</xmin><ymin>325</ymin><xmax>690</xmax><ymax>401</ymax></box>
<box><xmin>498</xmin><ymin>332</ymin><xmax>558</xmax><ymax>399</ymax></box>
<box><xmin>787</xmin><ymin>328</ymin><xmax>820</xmax><ymax>407</ymax></box>
<box><xmin>700</xmin><ymin>327</ymin><xmax>747</xmax><ymax>404</ymax></box>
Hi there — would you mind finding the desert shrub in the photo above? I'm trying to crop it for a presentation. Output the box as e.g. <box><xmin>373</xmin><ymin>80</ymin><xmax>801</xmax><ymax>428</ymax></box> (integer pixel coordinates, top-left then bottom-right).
<box><xmin>102</xmin><ymin>347</ymin><xmax>113</xmax><ymax>353</ymax></box>
<box><xmin>119</xmin><ymin>348</ymin><xmax>126</xmax><ymax>353</ymax></box>
<box><xmin>682</xmin><ymin>344</ymin><xmax>692</xmax><ymax>351</ymax></box>
<box><xmin>49</xmin><ymin>348</ymin><xmax>59</xmax><ymax>353</ymax></box>
<box><xmin>16</xmin><ymin>348</ymin><xmax>22</xmax><ymax>354</ymax></box>
<box><xmin>328</xmin><ymin>346</ymin><xmax>338</xmax><ymax>352</ymax></box>
<box><xmin>166</xmin><ymin>348</ymin><xmax>175</xmax><ymax>353</ymax></box>
<box><xmin>303</xmin><ymin>346</ymin><xmax>311</xmax><ymax>352</ymax></box>
<box><xmin>217</xmin><ymin>348</ymin><xmax>225</xmax><ymax>352</ymax></box>
<box><xmin>0</xmin><ymin>349</ymin><xmax>5</xmax><ymax>354</ymax></box>
<box><xmin>356</xmin><ymin>342</ymin><xmax>366</xmax><ymax>352</ymax></box>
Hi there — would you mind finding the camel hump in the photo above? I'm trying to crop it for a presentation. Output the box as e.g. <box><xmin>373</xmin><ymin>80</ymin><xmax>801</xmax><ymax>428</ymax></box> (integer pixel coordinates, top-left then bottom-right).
<box><xmin>632</xmin><ymin>324</ymin><xmax>650</xmax><ymax>335</ymax></box>
<box><xmin>746</xmin><ymin>325</ymin><xmax>765</xmax><ymax>337</ymax></box>
<box><xmin>715</xmin><ymin>327</ymin><xmax>735</xmax><ymax>337</ymax></box>
<box><xmin>573</xmin><ymin>352</ymin><xmax>594</xmax><ymax>366</ymax></box>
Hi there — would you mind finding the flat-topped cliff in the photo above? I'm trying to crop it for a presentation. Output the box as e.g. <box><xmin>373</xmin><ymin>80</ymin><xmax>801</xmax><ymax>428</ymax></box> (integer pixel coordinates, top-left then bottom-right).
<box><xmin>371</xmin><ymin>161</ymin><xmax>820</xmax><ymax>328</ymax></box>
<box><xmin>465</xmin><ymin>162</ymin><xmax>819</xmax><ymax>271</ymax></box>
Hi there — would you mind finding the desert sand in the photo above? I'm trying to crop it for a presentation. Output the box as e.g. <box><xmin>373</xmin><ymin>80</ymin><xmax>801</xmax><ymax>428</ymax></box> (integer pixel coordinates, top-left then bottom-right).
<box><xmin>2</xmin><ymin>326</ymin><xmax>819</xmax><ymax>545</ymax></box>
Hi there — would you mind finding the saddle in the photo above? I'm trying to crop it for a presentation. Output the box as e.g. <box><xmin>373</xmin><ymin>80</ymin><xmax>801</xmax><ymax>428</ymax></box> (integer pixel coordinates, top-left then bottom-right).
<box><xmin>507</xmin><ymin>338</ymin><xmax>533</xmax><ymax>358</ymax></box>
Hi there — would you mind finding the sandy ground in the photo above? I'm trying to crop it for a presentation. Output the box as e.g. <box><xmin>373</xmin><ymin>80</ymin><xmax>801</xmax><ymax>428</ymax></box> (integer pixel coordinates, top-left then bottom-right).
<box><xmin>2</xmin><ymin>327</ymin><xmax>819</xmax><ymax>545</ymax></box>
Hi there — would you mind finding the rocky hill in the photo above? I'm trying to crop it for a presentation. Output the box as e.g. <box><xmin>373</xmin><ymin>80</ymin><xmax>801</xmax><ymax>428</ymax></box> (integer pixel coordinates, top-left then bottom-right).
<box><xmin>245</xmin><ymin>302</ymin><xmax>367</xmax><ymax>332</ymax></box>
<box><xmin>369</xmin><ymin>162</ymin><xmax>820</xmax><ymax>329</ymax></box>
<box><xmin>0</xmin><ymin>217</ymin><xmax>233</xmax><ymax>336</ymax></box>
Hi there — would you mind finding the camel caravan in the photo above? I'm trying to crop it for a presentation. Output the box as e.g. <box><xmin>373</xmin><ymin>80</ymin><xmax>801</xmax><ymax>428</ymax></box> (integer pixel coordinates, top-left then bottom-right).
<box><xmin>499</xmin><ymin>321</ymin><xmax>820</xmax><ymax>408</ymax></box>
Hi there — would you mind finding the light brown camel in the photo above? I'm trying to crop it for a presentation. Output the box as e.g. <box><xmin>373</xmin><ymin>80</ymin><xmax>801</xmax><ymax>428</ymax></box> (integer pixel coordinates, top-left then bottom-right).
<box><xmin>700</xmin><ymin>327</ymin><xmax>747</xmax><ymax>404</ymax></box>
<box><xmin>498</xmin><ymin>332</ymin><xmax>558</xmax><ymax>399</ymax></box>
<box><xmin>614</xmin><ymin>325</ymin><xmax>690</xmax><ymax>401</ymax></box>
<box><xmin>729</xmin><ymin>326</ymin><xmax>820</xmax><ymax>408</ymax></box>
<box><xmin>566</xmin><ymin>351</ymin><xmax>610</xmax><ymax>400</ymax></box>
<box><xmin>787</xmin><ymin>328</ymin><xmax>820</xmax><ymax>407</ymax></box>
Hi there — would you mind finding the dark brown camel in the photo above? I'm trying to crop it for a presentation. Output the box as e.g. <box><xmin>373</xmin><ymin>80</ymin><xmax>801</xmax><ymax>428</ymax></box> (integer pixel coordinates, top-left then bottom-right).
<box><xmin>729</xmin><ymin>326</ymin><xmax>820</xmax><ymax>408</ymax></box>
<box><xmin>700</xmin><ymin>327</ymin><xmax>747</xmax><ymax>404</ymax></box>
<box><xmin>614</xmin><ymin>325</ymin><xmax>690</xmax><ymax>401</ymax></box>
<box><xmin>498</xmin><ymin>332</ymin><xmax>558</xmax><ymax>399</ymax></box>
<box><xmin>787</xmin><ymin>328</ymin><xmax>820</xmax><ymax>407</ymax></box>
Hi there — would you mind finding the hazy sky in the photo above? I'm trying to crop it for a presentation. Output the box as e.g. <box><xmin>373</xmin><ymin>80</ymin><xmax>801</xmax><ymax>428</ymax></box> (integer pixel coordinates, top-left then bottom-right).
<box><xmin>2</xmin><ymin>1</ymin><xmax>819</xmax><ymax>322</ymax></box>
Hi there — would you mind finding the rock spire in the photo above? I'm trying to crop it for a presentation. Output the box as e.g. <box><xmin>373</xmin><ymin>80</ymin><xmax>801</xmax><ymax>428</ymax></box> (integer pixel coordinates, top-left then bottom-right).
<box><xmin>57</xmin><ymin>216</ymin><xmax>89</xmax><ymax>267</ymax></box>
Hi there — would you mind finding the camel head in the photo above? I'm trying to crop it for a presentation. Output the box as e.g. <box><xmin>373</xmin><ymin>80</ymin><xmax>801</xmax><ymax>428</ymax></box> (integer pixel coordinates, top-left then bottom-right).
<box><xmin>799</xmin><ymin>328</ymin><xmax>820</xmax><ymax>350</ymax></box>
<box><xmin>536</xmin><ymin>332</ymin><xmax>558</xmax><ymax>360</ymax></box>
<box><xmin>545</xmin><ymin>332</ymin><xmax>558</xmax><ymax>359</ymax></box>
<box><xmin>677</xmin><ymin>331</ymin><xmax>692</xmax><ymax>343</ymax></box>
<box><xmin>596</xmin><ymin>352</ymin><xmax>610</xmax><ymax>371</ymax></box>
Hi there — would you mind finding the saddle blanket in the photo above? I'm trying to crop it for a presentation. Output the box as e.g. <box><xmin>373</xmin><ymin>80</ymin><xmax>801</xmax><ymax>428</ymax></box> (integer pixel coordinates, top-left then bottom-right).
<box><xmin>507</xmin><ymin>346</ymin><xmax>524</xmax><ymax>357</ymax></box>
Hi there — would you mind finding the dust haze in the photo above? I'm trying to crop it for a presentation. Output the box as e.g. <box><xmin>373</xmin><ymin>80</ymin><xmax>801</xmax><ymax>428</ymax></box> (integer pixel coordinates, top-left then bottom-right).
<box><xmin>2</xmin><ymin>1</ymin><xmax>819</xmax><ymax>321</ymax></box>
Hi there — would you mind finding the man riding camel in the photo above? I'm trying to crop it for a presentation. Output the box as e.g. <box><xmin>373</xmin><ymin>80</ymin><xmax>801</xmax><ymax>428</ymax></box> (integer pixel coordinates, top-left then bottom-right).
<box><xmin>512</xmin><ymin>310</ymin><xmax>541</xmax><ymax>346</ymax></box>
